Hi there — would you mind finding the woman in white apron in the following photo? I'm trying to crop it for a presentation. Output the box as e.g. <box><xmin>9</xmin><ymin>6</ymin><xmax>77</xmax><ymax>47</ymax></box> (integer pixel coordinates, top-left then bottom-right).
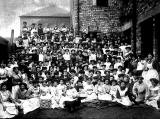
<box><xmin>146</xmin><ymin>78</ymin><xmax>160</xmax><ymax>109</ymax></box>
<box><xmin>142</xmin><ymin>54</ymin><xmax>159</xmax><ymax>87</ymax></box>
<box><xmin>11</xmin><ymin>67</ymin><xmax>22</xmax><ymax>99</ymax></box>
<box><xmin>50</xmin><ymin>81</ymin><xmax>61</xmax><ymax>109</ymax></box>
<box><xmin>96</xmin><ymin>79</ymin><xmax>112</xmax><ymax>101</ymax></box>
<box><xmin>82</xmin><ymin>79</ymin><xmax>97</xmax><ymax>102</ymax></box>
<box><xmin>110</xmin><ymin>80</ymin><xmax>119</xmax><ymax>101</ymax></box>
<box><xmin>132</xmin><ymin>76</ymin><xmax>148</xmax><ymax>104</ymax></box>
<box><xmin>143</xmin><ymin>61</ymin><xmax>159</xmax><ymax>87</ymax></box>
<box><xmin>0</xmin><ymin>83</ymin><xmax>18</xmax><ymax>118</ymax></box>
<box><xmin>59</xmin><ymin>82</ymin><xmax>78</xmax><ymax>108</ymax></box>
<box><xmin>115</xmin><ymin>81</ymin><xmax>132</xmax><ymax>107</ymax></box>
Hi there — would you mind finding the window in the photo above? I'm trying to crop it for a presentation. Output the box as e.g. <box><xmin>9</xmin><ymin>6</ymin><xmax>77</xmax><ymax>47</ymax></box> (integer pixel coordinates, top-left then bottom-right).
<box><xmin>96</xmin><ymin>0</ymin><xmax>108</xmax><ymax>7</ymax></box>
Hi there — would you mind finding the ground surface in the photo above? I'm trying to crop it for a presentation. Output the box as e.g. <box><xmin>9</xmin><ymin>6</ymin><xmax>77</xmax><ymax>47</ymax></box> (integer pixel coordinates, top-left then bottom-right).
<box><xmin>13</xmin><ymin>104</ymin><xmax>160</xmax><ymax>119</ymax></box>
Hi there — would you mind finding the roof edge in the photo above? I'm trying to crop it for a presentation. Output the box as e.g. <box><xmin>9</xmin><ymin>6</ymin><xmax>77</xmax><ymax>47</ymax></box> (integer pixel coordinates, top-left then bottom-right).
<box><xmin>20</xmin><ymin>15</ymin><xmax>70</xmax><ymax>18</ymax></box>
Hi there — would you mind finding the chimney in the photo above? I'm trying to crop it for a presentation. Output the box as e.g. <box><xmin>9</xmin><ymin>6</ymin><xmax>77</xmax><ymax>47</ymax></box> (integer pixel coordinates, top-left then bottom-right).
<box><xmin>11</xmin><ymin>29</ymin><xmax>14</xmax><ymax>46</ymax></box>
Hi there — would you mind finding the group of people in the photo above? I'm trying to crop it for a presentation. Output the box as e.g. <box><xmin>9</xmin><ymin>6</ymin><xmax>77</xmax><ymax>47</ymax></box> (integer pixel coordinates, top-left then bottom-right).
<box><xmin>0</xmin><ymin>22</ymin><xmax>160</xmax><ymax>118</ymax></box>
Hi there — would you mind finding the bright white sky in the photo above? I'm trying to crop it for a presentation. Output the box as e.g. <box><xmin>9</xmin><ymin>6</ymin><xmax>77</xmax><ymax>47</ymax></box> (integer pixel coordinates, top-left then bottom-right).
<box><xmin>0</xmin><ymin>0</ymin><xmax>70</xmax><ymax>38</ymax></box>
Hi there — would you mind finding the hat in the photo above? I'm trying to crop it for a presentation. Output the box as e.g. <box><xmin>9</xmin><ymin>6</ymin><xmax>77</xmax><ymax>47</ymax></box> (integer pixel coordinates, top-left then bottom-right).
<box><xmin>118</xmin><ymin>74</ymin><xmax>125</xmax><ymax>78</ymax></box>
<box><xmin>96</xmin><ymin>70</ymin><xmax>101</xmax><ymax>74</ymax></box>
<box><xmin>117</xmin><ymin>56</ymin><xmax>121</xmax><ymax>59</ymax></box>
<box><xmin>101</xmin><ymin>64</ymin><xmax>106</xmax><ymax>67</ymax></box>
<box><xmin>83</xmin><ymin>63</ymin><xmax>88</xmax><ymax>67</ymax></box>
<box><xmin>79</xmin><ymin>70</ymin><xmax>85</xmax><ymax>74</ymax></box>
<box><xmin>125</xmin><ymin>45</ymin><xmax>131</xmax><ymax>49</ymax></box>
<box><xmin>105</xmin><ymin>49</ymin><xmax>110</xmax><ymax>52</ymax></box>
<box><xmin>70</xmin><ymin>69</ymin><xmax>76</xmax><ymax>74</ymax></box>
<box><xmin>114</xmin><ymin>45</ymin><xmax>119</xmax><ymax>49</ymax></box>
<box><xmin>137</xmin><ymin>76</ymin><xmax>144</xmax><ymax>80</ymax></box>
<box><xmin>111</xmin><ymin>79</ymin><xmax>117</xmax><ymax>84</ymax></box>
<box><xmin>23</xmin><ymin>21</ymin><xmax>27</xmax><ymax>24</ymax></box>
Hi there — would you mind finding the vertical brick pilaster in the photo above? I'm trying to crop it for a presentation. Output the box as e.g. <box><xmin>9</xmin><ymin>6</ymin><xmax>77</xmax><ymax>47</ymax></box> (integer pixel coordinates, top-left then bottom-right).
<box><xmin>71</xmin><ymin>0</ymin><xmax>121</xmax><ymax>35</ymax></box>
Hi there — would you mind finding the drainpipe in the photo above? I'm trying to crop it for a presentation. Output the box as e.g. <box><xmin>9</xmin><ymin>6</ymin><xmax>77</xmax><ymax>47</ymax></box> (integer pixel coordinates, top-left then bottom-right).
<box><xmin>77</xmin><ymin>0</ymin><xmax>80</xmax><ymax>35</ymax></box>
<box><xmin>132</xmin><ymin>0</ymin><xmax>137</xmax><ymax>55</ymax></box>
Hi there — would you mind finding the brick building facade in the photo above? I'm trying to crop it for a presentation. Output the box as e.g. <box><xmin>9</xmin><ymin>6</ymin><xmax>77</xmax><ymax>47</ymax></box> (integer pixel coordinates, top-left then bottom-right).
<box><xmin>134</xmin><ymin>0</ymin><xmax>160</xmax><ymax>60</ymax></box>
<box><xmin>71</xmin><ymin>0</ymin><xmax>121</xmax><ymax>35</ymax></box>
<box><xmin>137</xmin><ymin>0</ymin><xmax>160</xmax><ymax>60</ymax></box>
<box><xmin>119</xmin><ymin>0</ymin><xmax>160</xmax><ymax>60</ymax></box>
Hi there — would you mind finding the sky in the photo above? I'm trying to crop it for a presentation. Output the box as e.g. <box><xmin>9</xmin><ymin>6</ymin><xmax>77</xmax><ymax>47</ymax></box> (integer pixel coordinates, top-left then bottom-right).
<box><xmin>0</xmin><ymin>0</ymin><xmax>70</xmax><ymax>38</ymax></box>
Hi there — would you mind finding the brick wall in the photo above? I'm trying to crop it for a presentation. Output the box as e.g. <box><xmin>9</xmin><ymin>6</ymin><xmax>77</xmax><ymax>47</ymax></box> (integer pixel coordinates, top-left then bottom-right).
<box><xmin>136</xmin><ymin>0</ymin><xmax>160</xmax><ymax>56</ymax></box>
<box><xmin>71</xmin><ymin>0</ymin><xmax>121</xmax><ymax>34</ymax></box>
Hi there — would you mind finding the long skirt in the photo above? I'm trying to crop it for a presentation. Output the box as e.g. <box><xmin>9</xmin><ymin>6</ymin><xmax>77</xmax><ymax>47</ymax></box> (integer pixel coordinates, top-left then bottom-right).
<box><xmin>98</xmin><ymin>93</ymin><xmax>112</xmax><ymax>101</ymax></box>
<box><xmin>51</xmin><ymin>96</ymin><xmax>61</xmax><ymax>109</ymax></box>
<box><xmin>146</xmin><ymin>99</ymin><xmax>159</xmax><ymax>109</ymax></box>
<box><xmin>116</xmin><ymin>96</ymin><xmax>132</xmax><ymax>106</ymax></box>
<box><xmin>142</xmin><ymin>69</ymin><xmax>159</xmax><ymax>87</ymax></box>
<box><xmin>59</xmin><ymin>96</ymin><xmax>77</xmax><ymax>108</ymax></box>
<box><xmin>20</xmin><ymin>98</ymin><xmax>40</xmax><ymax>114</ymax></box>
<box><xmin>81</xmin><ymin>93</ymin><xmax>97</xmax><ymax>103</ymax></box>
<box><xmin>40</xmin><ymin>94</ymin><xmax>52</xmax><ymax>109</ymax></box>
<box><xmin>12</xmin><ymin>85</ymin><xmax>19</xmax><ymax>99</ymax></box>
<box><xmin>0</xmin><ymin>102</ymin><xmax>18</xmax><ymax>118</ymax></box>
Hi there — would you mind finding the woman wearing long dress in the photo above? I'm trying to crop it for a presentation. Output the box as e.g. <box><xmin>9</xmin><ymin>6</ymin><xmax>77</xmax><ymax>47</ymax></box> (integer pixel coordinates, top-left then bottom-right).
<box><xmin>39</xmin><ymin>80</ymin><xmax>52</xmax><ymax>109</ymax></box>
<box><xmin>50</xmin><ymin>81</ymin><xmax>60</xmax><ymax>109</ymax></box>
<box><xmin>0</xmin><ymin>82</ymin><xmax>18</xmax><ymax>118</ymax></box>
<box><xmin>28</xmin><ymin>81</ymin><xmax>41</xmax><ymax>98</ymax></box>
<box><xmin>145</xmin><ymin>78</ymin><xmax>160</xmax><ymax>109</ymax></box>
<box><xmin>40</xmin><ymin>80</ymin><xmax>51</xmax><ymax>98</ymax></box>
<box><xmin>110</xmin><ymin>80</ymin><xmax>119</xmax><ymax>101</ymax></box>
<box><xmin>132</xmin><ymin>76</ymin><xmax>148</xmax><ymax>104</ymax></box>
<box><xmin>16</xmin><ymin>83</ymin><xmax>40</xmax><ymax>114</ymax></box>
<box><xmin>82</xmin><ymin>79</ymin><xmax>97</xmax><ymax>102</ymax></box>
<box><xmin>96</xmin><ymin>79</ymin><xmax>112</xmax><ymax>101</ymax></box>
<box><xmin>59</xmin><ymin>81</ymin><xmax>78</xmax><ymax>108</ymax></box>
<box><xmin>11</xmin><ymin>67</ymin><xmax>22</xmax><ymax>99</ymax></box>
<box><xmin>57</xmin><ymin>80</ymin><xmax>66</xmax><ymax>96</ymax></box>
<box><xmin>142</xmin><ymin>54</ymin><xmax>159</xmax><ymax>87</ymax></box>
<box><xmin>115</xmin><ymin>81</ymin><xmax>132</xmax><ymax>107</ymax></box>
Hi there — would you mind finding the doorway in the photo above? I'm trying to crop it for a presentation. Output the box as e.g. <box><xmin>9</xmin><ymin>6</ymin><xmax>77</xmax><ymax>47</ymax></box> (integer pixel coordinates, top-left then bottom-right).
<box><xmin>141</xmin><ymin>18</ymin><xmax>153</xmax><ymax>58</ymax></box>
<box><xmin>155</xmin><ymin>14</ymin><xmax>160</xmax><ymax>60</ymax></box>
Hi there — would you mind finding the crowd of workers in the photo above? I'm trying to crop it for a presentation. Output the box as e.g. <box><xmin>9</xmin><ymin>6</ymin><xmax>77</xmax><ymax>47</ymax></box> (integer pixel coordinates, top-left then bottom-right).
<box><xmin>0</xmin><ymin>22</ymin><xmax>160</xmax><ymax>118</ymax></box>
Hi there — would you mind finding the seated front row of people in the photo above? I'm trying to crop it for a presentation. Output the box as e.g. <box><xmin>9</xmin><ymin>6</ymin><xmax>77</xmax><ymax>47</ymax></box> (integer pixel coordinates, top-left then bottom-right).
<box><xmin>1</xmin><ymin>77</ymin><xmax>160</xmax><ymax>118</ymax></box>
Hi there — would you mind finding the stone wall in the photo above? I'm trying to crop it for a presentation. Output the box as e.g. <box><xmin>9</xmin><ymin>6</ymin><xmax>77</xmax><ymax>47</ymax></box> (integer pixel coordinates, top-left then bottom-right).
<box><xmin>71</xmin><ymin>0</ymin><xmax>121</xmax><ymax>34</ymax></box>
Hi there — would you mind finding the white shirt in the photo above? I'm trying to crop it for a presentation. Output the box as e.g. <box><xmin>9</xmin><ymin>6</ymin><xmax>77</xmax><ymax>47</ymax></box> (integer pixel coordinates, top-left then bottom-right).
<box><xmin>137</xmin><ymin>61</ymin><xmax>145</xmax><ymax>71</ymax></box>
<box><xmin>39</xmin><ymin>54</ymin><xmax>44</xmax><ymax>62</ymax></box>
<box><xmin>31</xmin><ymin>28</ymin><xmax>37</xmax><ymax>37</ymax></box>
<box><xmin>114</xmin><ymin>62</ymin><xmax>123</xmax><ymax>69</ymax></box>
<box><xmin>57</xmin><ymin>84</ymin><xmax>66</xmax><ymax>95</ymax></box>
<box><xmin>104</xmin><ymin>62</ymin><xmax>111</xmax><ymax>70</ymax></box>
<box><xmin>71</xmin><ymin>76</ymin><xmax>79</xmax><ymax>87</ymax></box>
<box><xmin>89</xmin><ymin>54</ymin><xmax>96</xmax><ymax>62</ymax></box>
<box><xmin>63</xmin><ymin>53</ymin><xmax>71</xmax><ymax>61</ymax></box>
<box><xmin>23</xmin><ymin>39</ymin><xmax>29</xmax><ymax>47</ymax></box>
<box><xmin>74</xmin><ymin>37</ymin><xmax>81</xmax><ymax>44</ymax></box>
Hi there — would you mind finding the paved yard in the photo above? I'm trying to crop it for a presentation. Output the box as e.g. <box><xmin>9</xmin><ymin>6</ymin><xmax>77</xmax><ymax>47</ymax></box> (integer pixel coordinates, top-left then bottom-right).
<box><xmin>14</xmin><ymin>105</ymin><xmax>160</xmax><ymax>119</ymax></box>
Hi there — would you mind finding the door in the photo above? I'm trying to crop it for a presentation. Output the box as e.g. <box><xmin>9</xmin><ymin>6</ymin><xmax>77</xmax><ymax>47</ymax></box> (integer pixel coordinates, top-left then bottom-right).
<box><xmin>141</xmin><ymin>18</ymin><xmax>153</xmax><ymax>58</ymax></box>
<box><xmin>155</xmin><ymin>14</ymin><xmax>160</xmax><ymax>60</ymax></box>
